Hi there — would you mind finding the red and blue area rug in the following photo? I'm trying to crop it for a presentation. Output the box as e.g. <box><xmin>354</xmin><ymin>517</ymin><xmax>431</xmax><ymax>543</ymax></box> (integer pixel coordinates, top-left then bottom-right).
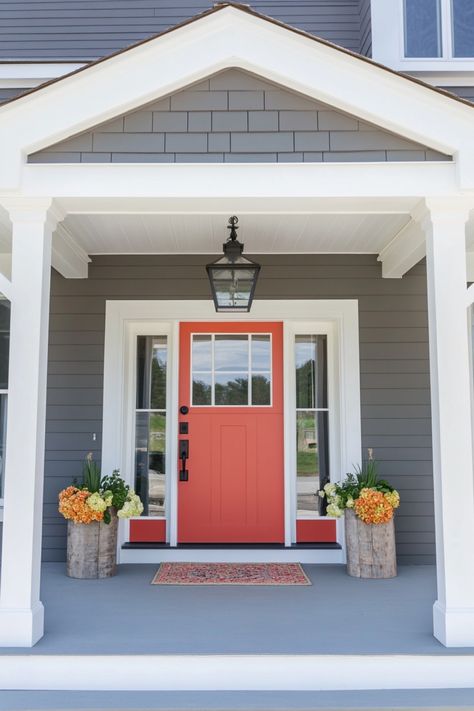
<box><xmin>151</xmin><ymin>562</ymin><xmax>311</xmax><ymax>586</ymax></box>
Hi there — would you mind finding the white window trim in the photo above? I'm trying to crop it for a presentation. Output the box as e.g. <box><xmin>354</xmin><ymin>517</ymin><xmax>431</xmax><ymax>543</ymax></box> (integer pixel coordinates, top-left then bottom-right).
<box><xmin>371</xmin><ymin>0</ymin><xmax>474</xmax><ymax>75</ymax></box>
<box><xmin>102</xmin><ymin>300</ymin><xmax>361</xmax><ymax>562</ymax></box>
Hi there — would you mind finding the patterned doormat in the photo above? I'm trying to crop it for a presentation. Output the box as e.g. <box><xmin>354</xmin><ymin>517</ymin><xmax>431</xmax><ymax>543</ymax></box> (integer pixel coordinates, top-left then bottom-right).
<box><xmin>151</xmin><ymin>562</ymin><xmax>311</xmax><ymax>586</ymax></box>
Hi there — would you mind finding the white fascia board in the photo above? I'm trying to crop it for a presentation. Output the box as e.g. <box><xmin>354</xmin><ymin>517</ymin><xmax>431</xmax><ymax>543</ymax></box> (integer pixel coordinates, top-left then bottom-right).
<box><xmin>14</xmin><ymin>161</ymin><xmax>460</xmax><ymax>201</ymax></box>
<box><xmin>378</xmin><ymin>218</ymin><xmax>426</xmax><ymax>278</ymax></box>
<box><xmin>0</xmin><ymin>7</ymin><xmax>474</xmax><ymax>189</ymax></box>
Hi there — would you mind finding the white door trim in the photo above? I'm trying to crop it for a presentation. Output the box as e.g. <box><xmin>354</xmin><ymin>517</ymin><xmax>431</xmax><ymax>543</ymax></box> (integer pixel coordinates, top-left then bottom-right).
<box><xmin>101</xmin><ymin>299</ymin><xmax>361</xmax><ymax>562</ymax></box>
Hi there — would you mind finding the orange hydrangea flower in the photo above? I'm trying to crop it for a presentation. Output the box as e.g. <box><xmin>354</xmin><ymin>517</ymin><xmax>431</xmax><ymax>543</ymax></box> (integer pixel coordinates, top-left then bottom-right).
<box><xmin>58</xmin><ymin>486</ymin><xmax>104</xmax><ymax>524</ymax></box>
<box><xmin>354</xmin><ymin>487</ymin><xmax>393</xmax><ymax>525</ymax></box>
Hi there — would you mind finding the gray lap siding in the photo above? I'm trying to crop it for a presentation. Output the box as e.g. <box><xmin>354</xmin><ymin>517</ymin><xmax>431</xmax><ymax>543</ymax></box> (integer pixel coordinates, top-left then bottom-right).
<box><xmin>44</xmin><ymin>254</ymin><xmax>433</xmax><ymax>563</ymax></box>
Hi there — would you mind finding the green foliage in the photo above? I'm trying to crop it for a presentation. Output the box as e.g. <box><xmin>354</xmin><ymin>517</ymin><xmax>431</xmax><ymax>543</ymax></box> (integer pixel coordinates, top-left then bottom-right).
<box><xmin>100</xmin><ymin>469</ymin><xmax>130</xmax><ymax>512</ymax></box>
<box><xmin>81</xmin><ymin>453</ymin><xmax>101</xmax><ymax>493</ymax></box>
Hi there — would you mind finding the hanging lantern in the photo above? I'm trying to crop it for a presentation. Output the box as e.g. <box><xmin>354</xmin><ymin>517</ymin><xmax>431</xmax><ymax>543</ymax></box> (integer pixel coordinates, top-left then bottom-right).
<box><xmin>206</xmin><ymin>216</ymin><xmax>261</xmax><ymax>312</ymax></box>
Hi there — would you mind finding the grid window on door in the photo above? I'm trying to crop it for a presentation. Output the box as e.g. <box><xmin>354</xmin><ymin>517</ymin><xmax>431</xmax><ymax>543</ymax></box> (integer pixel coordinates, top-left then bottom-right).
<box><xmin>135</xmin><ymin>336</ymin><xmax>167</xmax><ymax>517</ymax></box>
<box><xmin>295</xmin><ymin>335</ymin><xmax>329</xmax><ymax>519</ymax></box>
<box><xmin>192</xmin><ymin>334</ymin><xmax>272</xmax><ymax>406</ymax></box>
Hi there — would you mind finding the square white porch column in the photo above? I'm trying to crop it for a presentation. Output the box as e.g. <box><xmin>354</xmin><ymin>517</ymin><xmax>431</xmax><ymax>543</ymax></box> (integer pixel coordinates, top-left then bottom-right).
<box><xmin>0</xmin><ymin>198</ymin><xmax>59</xmax><ymax>647</ymax></box>
<box><xmin>422</xmin><ymin>199</ymin><xmax>474</xmax><ymax>647</ymax></box>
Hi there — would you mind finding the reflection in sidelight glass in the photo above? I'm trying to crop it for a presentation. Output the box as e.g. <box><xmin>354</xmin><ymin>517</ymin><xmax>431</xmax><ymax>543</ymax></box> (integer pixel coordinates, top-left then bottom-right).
<box><xmin>404</xmin><ymin>0</ymin><xmax>441</xmax><ymax>57</ymax></box>
<box><xmin>295</xmin><ymin>335</ymin><xmax>329</xmax><ymax>518</ymax></box>
<box><xmin>0</xmin><ymin>297</ymin><xmax>10</xmax><ymax>498</ymax></box>
<box><xmin>135</xmin><ymin>336</ymin><xmax>167</xmax><ymax>517</ymax></box>
<box><xmin>452</xmin><ymin>0</ymin><xmax>474</xmax><ymax>57</ymax></box>
<box><xmin>191</xmin><ymin>333</ymin><xmax>271</xmax><ymax>406</ymax></box>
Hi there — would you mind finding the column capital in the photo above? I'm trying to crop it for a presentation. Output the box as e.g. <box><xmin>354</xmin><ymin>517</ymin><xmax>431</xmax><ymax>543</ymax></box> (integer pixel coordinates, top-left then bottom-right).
<box><xmin>412</xmin><ymin>197</ymin><xmax>474</xmax><ymax>231</ymax></box>
<box><xmin>0</xmin><ymin>197</ymin><xmax>65</xmax><ymax>232</ymax></box>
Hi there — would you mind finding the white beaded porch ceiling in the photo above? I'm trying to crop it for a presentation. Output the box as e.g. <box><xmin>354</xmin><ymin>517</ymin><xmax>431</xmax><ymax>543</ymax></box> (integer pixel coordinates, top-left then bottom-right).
<box><xmin>62</xmin><ymin>213</ymin><xmax>411</xmax><ymax>254</ymax></box>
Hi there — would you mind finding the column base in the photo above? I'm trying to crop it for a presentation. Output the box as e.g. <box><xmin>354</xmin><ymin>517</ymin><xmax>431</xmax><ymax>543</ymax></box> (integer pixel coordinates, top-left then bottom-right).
<box><xmin>0</xmin><ymin>601</ymin><xmax>44</xmax><ymax>647</ymax></box>
<box><xmin>434</xmin><ymin>600</ymin><xmax>474</xmax><ymax>647</ymax></box>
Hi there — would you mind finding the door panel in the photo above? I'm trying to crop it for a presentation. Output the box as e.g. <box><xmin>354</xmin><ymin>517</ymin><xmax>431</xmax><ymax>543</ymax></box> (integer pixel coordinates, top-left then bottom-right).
<box><xmin>178</xmin><ymin>322</ymin><xmax>284</xmax><ymax>543</ymax></box>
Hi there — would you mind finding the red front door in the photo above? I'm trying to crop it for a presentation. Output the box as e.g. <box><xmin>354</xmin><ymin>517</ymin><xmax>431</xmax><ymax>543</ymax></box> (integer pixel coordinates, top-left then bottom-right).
<box><xmin>178</xmin><ymin>322</ymin><xmax>284</xmax><ymax>543</ymax></box>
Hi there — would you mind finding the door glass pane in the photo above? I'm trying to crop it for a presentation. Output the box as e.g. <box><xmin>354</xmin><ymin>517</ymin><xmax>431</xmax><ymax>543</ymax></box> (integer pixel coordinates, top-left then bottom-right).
<box><xmin>295</xmin><ymin>335</ymin><xmax>327</xmax><ymax>409</ymax></box>
<box><xmin>251</xmin><ymin>335</ymin><xmax>271</xmax><ymax>371</ymax></box>
<box><xmin>214</xmin><ymin>335</ymin><xmax>248</xmax><ymax>372</ymax></box>
<box><xmin>452</xmin><ymin>0</ymin><xmax>474</xmax><ymax>56</ymax></box>
<box><xmin>192</xmin><ymin>335</ymin><xmax>212</xmax><ymax>372</ymax></box>
<box><xmin>0</xmin><ymin>298</ymin><xmax>10</xmax><ymax>390</ymax></box>
<box><xmin>404</xmin><ymin>0</ymin><xmax>441</xmax><ymax>57</ymax></box>
<box><xmin>191</xmin><ymin>333</ymin><xmax>272</xmax><ymax>406</ymax></box>
<box><xmin>193</xmin><ymin>373</ymin><xmax>212</xmax><ymax>405</ymax></box>
<box><xmin>296</xmin><ymin>411</ymin><xmax>329</xmax><ymax>518</ymax></box>
<box><xmin>135</xmin><ymin>336</ymin><xmax>167</xmax><ymax>517</ymax></box>
<box><xmin>252</xmin><ymin>373</ymin><xmax>271</xmax><ymax>406</ymax></box>
<box><xmin>215</xmin><ymin>373</ymin><xmax>248</xmax><ymax>405</ymax></box>
<box><xmin>0</xmin><ymin>394</ymin><xmax>6</xmax><ymax>498</ymax></box>
<box><xmin>135</xmin><ymin>412</ymin><xmax>166</xmax><ymax>517</ymax></box>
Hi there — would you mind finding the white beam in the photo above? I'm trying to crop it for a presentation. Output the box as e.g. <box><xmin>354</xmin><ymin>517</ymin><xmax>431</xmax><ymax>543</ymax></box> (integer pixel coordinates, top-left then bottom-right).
<box><xmin>378</xmin><ymin>218</ymin><xmax>426</xmax><ymax>278</ymax></box>
<box><xmin>0</xmin><ymin>198</ymin><xmax>59</xmax><ymax>647</ymax></box>
<box><xmin>422</xmin><ymin>198</ymin><xmax>474</xmax><ymax>647</ymax></box>
<box><xmin>52</xmin><ymin>223</ymin><xmax>89</xmax><ymax>279</ymax></box>
<box><xmin>16</xmin><ymin>161</ymin><xmax>459</xmax><ymax>201</ymax></box>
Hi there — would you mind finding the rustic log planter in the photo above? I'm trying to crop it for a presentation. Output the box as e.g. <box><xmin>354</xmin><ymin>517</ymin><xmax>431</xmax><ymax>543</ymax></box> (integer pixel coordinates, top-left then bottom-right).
<box><xmin>66</xmin><ymin>509</ymin><xmax>118</xmax><ymax>579</ymax></box>
<box><xmin>344</xmin><ymin>508</ymin><xmax>397</xmax><ymax>579</ymax></box>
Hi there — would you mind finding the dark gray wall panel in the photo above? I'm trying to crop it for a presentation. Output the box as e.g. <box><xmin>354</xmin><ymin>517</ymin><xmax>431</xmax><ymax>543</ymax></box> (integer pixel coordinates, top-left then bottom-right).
<box><xmin>359</xmin><ymin>0</ymin><xmax>371</xmax><ymax>56</ymax></box>
<box><xmin>0</xmin><ymin>1</ymin><xmax>362</xmax><ymax>60</ymax></box>
<box><xmin>43</xmin><ymin>254</ymin><xmax>434</xmax><ymax>564</ymax></box>
<box><xmin>444</xmin><ymin>86</ymin><xmax>474</xmax><ymax>103</ymax></box>
<box><xmin>0</xmin><ymin>87</ymin><xmax>29</xmax><ymax>104</ymax></box>
<box><xmin>29</xmin><ymin>70</ymin><xmax>450</xmax><ymax>164</ymax></box>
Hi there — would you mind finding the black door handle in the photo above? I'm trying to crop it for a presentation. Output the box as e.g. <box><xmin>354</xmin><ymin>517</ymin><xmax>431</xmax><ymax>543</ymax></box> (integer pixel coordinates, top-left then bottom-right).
<box><xmin>179</xmin><ymin>440</ymin><xmax>189</xmax><ymax>482</ymax></box>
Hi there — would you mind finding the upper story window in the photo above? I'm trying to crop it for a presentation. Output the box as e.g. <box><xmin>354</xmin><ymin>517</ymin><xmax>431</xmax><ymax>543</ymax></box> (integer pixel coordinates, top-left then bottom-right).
<box><xmin>404</xmin><ymin>0</ymin><xmax>474</xmax><ymax>58</ymax></box>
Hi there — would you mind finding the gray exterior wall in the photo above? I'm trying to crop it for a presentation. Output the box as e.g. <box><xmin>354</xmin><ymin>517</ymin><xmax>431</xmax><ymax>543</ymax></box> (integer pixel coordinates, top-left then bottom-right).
<box><xmin>359</xmin><ymin>0</ymin><xmax>371</xmax><ymax>56</ymax></box>
<box><xmin>44</xmin><ymin>254</ymin><xmax>433</xmax><ymax>564</ymax></box>
<box><xmin>29</xmin><ymin>70</ymin><xmax>450</xmax><ymax>164</ymax></box>
<box><xmin>0</xmin><ymin>1</ymin><xmax>365</xmax><ymax>61</ymax></box>
<box><xmin>445</xmin><ymin>86</ymin><xmax>474</xmax><ymax>103</ymax></box>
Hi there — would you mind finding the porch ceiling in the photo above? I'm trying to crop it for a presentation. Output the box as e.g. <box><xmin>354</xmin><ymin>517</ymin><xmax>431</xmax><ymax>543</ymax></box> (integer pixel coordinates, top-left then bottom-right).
<box><xmin>61</xmin><ymin>212</ymin><xmax>412</xmax><ymax>254</ymax></box>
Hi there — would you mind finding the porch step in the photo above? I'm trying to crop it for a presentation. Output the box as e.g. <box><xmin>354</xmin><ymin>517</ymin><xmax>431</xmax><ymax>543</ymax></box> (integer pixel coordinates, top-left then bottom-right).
<box><xmin>120</xmin><ymin>542</ymin><xmax>342</xmax><ymax>563</ymax></box>
<box><xmin>1</xmin><ymin>688</ymin><xmax>474</xmax><ymax>710</ymax></box>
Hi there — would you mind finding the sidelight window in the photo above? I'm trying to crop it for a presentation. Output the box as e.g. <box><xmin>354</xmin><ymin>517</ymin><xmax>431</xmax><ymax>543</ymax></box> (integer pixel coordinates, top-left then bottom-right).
<box><xmin>135</xmin><ymin>336</ymin><xmax>167</xmax><ymax>517</ymax></box>
<box><xmin>295</xmin><ymin>335</ymin><xmax>329</xmax><ymax>519</ymax></box>
<box><xmin>0</xmin><ymin>296</ymin><xmax>9</xmax><ymax>502</ymax></box>
<box><xmin>191</xmin><ymin>333</ymin><xmax>272</xmax><ymax>407</ymax></box>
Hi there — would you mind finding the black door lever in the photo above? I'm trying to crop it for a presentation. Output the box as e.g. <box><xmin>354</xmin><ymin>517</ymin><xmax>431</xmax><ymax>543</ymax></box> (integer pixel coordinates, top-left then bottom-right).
<box><xmin>179</xmin><ymin>440</ymin><xmax>189</xmax><ymax>482</ymax></box>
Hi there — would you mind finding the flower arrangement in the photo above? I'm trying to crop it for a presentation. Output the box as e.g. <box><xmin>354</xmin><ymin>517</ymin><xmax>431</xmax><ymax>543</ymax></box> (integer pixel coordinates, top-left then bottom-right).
<box><xmin>58</xmin><ymin>453</ymin><xmax>143</xmax><ymax>525</ymax></box>
<box><xmin>318</xmin><ymin>449</ymin><xmax>400</xmax><ymax>524</ymax></box>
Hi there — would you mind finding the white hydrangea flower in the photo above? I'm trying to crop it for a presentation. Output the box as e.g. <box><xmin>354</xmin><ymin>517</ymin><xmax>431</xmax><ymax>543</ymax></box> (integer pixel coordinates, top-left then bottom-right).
<box><xmin>326</xmin><ymin>503</ymin><xmax>343</xmax><ymax>518</ymax></box>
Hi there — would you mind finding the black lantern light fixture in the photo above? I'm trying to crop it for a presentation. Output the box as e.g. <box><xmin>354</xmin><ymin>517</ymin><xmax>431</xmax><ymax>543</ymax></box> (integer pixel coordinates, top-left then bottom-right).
<box><xmin>206</xmin><ymin>216</ymin><xmax>261</xmax><ymax>312</ymax></box>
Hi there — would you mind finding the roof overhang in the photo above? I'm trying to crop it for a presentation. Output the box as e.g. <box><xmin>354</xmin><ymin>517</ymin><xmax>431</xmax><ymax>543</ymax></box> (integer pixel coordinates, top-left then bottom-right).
<box><xmin>1</xmin><ymin>4</ymin><xmax>474</xmax><ymax>191</ymax></box>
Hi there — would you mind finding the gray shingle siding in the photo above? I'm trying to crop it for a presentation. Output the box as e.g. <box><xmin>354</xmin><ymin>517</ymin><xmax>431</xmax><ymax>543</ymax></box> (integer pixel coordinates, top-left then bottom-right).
<box><xmin>44</xmin><ymin>254</ymin><xmax>433</xmax><ymax>564</ymax></box>
<box><xmin>29</xmin><ymin>70</ymin><xmax>451</xmax><ymax>164</ymax></box>
<box><xmin>0</xmin><ymin>1</ymin><xmax>363</xmax><ymax>60</ymax></box>
<box><xmin>445</xmin><ymin>87</ymin><xmax>474</xmax><ymax>103</ymax></box>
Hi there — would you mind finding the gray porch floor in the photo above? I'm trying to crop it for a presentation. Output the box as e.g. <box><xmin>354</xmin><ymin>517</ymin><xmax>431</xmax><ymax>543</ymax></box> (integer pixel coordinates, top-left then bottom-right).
<box><xmin>2</xmin><ymin>562</ymin><xmax>474</xmax><ymax>656</ymax></box>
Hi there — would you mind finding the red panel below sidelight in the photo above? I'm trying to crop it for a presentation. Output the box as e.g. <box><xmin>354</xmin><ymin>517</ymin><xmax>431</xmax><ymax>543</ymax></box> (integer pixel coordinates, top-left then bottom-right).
<box><xmin>130</xmin><ymin>519</ymin><xmax>166</xmax><ymax>543</ymax></box>
<box><xmin>296</xmin><ymin>519</ymin><xmax>337</xmax><ymax>543</ymax></box>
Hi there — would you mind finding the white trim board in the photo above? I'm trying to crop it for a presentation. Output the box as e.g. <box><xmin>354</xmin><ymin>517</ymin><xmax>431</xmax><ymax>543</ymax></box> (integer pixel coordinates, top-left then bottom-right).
<box><xmin>101</xmin><ymin>300</ymin><xmax>361</xmax><ymax>561</ymax></box>
<box><xmin>1</xmin><ymin>653</ymin><xmax>474</xmax><ymax>691</ymax></box>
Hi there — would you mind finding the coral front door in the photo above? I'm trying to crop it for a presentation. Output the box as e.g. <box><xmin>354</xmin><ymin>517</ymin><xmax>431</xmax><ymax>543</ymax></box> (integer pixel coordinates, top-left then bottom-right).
<box><xmin>178</xmin><ymin>322</ymin><xmax>284</xmax><ymax>543</ymax></box>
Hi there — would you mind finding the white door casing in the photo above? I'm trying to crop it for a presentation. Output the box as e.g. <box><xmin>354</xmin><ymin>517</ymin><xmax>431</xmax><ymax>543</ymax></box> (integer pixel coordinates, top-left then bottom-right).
<box><xmin>101</xmin><ymin>299</ymin><xmax>361</xmax><ymax>563</ymax></box>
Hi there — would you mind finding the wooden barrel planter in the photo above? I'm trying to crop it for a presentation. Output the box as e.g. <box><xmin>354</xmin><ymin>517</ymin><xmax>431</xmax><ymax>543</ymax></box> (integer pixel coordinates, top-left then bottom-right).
<box><xmin>344</xmin><ymin>508</ymin><xmax>397</xmax><ymax>579</ymax></box>
<box><xmin>66</xmin><ymin>509</ymin><xmax>118</xmax><ymax>579</ymax></box>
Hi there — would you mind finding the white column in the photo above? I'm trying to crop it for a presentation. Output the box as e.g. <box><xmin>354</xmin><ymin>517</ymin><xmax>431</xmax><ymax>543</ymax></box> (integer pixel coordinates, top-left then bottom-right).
<box><xmin>422</xmin><ymin>198</ymin><xmax>474</xmax><ymax>647</ymax></box>
<box><xmin>0</xmin><ymin>198</ymin><xmax>59</xmax><ymax>647</ymax></box>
